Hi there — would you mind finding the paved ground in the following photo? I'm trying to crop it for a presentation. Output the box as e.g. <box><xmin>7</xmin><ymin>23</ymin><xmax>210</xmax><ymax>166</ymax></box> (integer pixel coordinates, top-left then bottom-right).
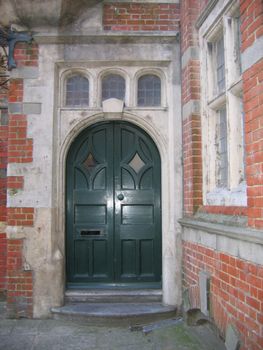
<box><xmin>0</xmin><ymin>302</ymin><xmax>226</xmax><ymax>350</ymax></box>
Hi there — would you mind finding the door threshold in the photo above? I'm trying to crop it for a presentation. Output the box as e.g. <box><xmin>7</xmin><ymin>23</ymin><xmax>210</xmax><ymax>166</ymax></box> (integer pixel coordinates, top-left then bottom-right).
<box><xmin>65</xmin><ymin>288</ymin><xmax>162</xmax><ymax>303</ymax></box>
<box><xmin>66</xmin><ymin>282</ymin><xmax>162</xmax><ymax>290</ymax></box>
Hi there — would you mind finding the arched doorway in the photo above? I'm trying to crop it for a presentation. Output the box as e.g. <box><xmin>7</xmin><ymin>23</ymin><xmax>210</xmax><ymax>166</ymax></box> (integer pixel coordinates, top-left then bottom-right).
<box><xmin>66</xmin><ymin>121</ymin><xmax>162</xmax><ymax>288</ymax></box>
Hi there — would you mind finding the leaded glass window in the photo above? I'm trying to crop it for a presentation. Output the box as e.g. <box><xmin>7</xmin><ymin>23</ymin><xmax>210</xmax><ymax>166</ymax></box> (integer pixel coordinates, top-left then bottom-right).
<box><xmin>216</xmin><ymin>36</ymin><xmax>225</xmax><ymax>93</ymax></box>
<box><xmin>65</xmin><ymin>75</ymin><xmax>89</xmax><ymax>107</ymax></box>
<box><xmin>102</xmin><ymin>74</ymin><xmax>125</xmax><ymax>101</ymax></box>
<box><xmin>217</xmin><ymin>107</ymin><xmax>228</xmax><ymax>187</ymax></box>
<box><xmin>137</xmin><ymin>75</ymin><xmax>161</xmax><ymax>106</ymax></box>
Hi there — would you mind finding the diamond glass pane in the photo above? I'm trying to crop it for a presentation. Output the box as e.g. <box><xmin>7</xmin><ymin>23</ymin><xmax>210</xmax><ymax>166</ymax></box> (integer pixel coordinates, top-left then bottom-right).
<box><xmin>66</xmin><ymin>75</ymin><xmax>89</xmax><ymax>107</ymax></box>
<box><xmin>129</xmin><ymin>153</ymin><xmax>145</xmax><ymax>173</ymax></box>
<box><xmin>102</xmin><ymin>74</ymin><xmax>125</xmax><ymax>101</ymax></box>
<box><xmin>138</xmin><ymin>75</ymin><xmax>161</xmax><ymax>106</ymax></box>
<box><xmin>83</xmin><ymin>153</ymin><xmax>98</xmax><ymax>173</ymax></box>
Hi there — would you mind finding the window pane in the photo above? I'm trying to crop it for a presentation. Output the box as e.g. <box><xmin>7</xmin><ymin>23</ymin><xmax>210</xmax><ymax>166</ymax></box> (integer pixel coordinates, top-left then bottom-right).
<box><xmin>138</xmin><ymin>75</ymin><xmax>161</xmax><ymax>106</ymax></box>
<box><xmin>216</xmin><ymin>36</ymin><xmax>225</xmax><ymax>93</ymax></box>
<box><xmin>66</xmin><ymin>75</ymin><xmax>89</xmax><ymax>107</ymax></box>
<box><xmin>217</xmin><ymin>108</ymin><xmax>228</xmax><ymax>187</ymax></box>
<box><xmin>102</xmin><ymin>74</ymin><xmax>125</xmax><ymax>101</ymax></box>
<box><xmin>235</xmin><ymin>16</ymin><xmax>242</xmax><ymax>75</ymax></box>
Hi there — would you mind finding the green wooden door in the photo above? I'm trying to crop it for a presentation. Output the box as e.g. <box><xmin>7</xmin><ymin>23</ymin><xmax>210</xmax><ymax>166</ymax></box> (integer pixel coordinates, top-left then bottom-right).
<box><xmin>66</xmin><ymin>121</ymin><xmax>161</xmax><ymax>288</ymax></box>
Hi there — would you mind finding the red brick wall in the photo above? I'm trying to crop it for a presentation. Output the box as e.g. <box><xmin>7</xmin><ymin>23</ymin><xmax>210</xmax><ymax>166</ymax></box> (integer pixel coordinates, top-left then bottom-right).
<box><xmin>0</xmin><ymin>122</ymin><xmax>7</xmax><ymax>223</ymax></box>
<box><xmin>181</xmin><ymin>0</ymin><xmax>200</xmax><ymax>54</ymax></box>
<box><xmin>182</xmin><ymin>60</ymin><xmax>200</xmax><ymax>104</ymax></box>
<box><xmin>240</xmin><ymin>0</ymin><xmax>263</xmax><ymax>52</ymax></box>
<box><xmin>0</xmin><ymin>54</ymin><xmax>9</xmax><ymax>296</ymax></box>
<box><xmin>243</xmin><ymin>58</ymin><xmax>263</xmax><ymax>229</ymax></box>
<box><xmin>13</xmin><ymin>43</ymin><xmax>39</xmax><ymax>68</ymax></box>
<box><xmin>0</xmin><ymin>233</ymin><xmax>7</xmax><ymax>294</ymax></box>
<box><xmin>181</xmin><ymin>0</ymin><xmax>203</xmax><ymax>216</ymax></box>
<box><xmin>103</xmin><ymin>3</ymin><xmax>180</xmax><ymax>31</ymax></box>
<box><xmin>6</xmin><ymin>239</ymin><xmax>33</xmax><ymax>318</ymax></box>
<box><xmin>8</xmin><ymin>114</ymin><xmax>33</xmax><ymax>163</ymax></box>
<box><xmin>183</xmin><ymin>114</ymin><xmax>202</xmax><ymax>214</ymax></box>
<box><xmin>181</xmin><ymin>1</ymin><xmax>263</xmax><ymax>348</ymax></box>
<box><xmin>183</xmin><ymin>241</ymin><xmax>263</xmax><ymax>350</ymax></box>
<box><xmin>7</xmin><ymin>208</ymin><xmax>34</xmax><ymax>227</ymax></box>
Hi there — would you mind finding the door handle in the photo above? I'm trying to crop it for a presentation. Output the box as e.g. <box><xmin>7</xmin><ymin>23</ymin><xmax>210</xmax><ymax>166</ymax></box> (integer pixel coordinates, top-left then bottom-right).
<box><xmin>117</xmin><ymin>193</ymin><xmax>124</xmax><ymax>201</ymax></box>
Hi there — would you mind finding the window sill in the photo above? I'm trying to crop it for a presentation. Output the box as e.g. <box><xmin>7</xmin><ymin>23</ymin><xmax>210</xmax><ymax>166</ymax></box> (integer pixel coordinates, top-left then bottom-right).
<box><xmin>179</xmin><ymin>217</ymin><xmax>263</xmax><ymax>245</ymax></box>
<box><xmin>228</xmin><ymin>76</ymin><xmax>243</xmax><ymax>97</ymax></box>
<box><xmin>206</xmin><ymin>181</ymin><xmax>247</xmax><ymax>206</ymax></box>
<box><xmin>126</xmin><ymin>106</ymin><xmax>168</xmax><ymax>111</ymax></box>
<box><xmin>207</xmin><ymin>92</ymin><xmax>226</xmax><ymax>110</ymax></box>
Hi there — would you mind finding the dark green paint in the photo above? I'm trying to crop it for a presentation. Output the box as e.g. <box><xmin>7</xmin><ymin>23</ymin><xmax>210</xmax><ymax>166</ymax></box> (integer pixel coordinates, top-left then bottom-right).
<box><xmin>66</xmin><ymin>121</ymin><xmax>161</xmax><ymax>287</ymax></box>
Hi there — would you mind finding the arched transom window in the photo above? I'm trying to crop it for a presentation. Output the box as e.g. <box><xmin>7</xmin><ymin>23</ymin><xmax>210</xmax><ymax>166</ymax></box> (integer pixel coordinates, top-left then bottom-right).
<box><xmin>65</xmin><ymin>75</ymin><xmax>89</xmax><ymax>107</ymax></box>
<box><xmin>102</xmin><ymin>74</ymin><xmax>125</xmax><ymax>101</ymax></box>
<box><xmin>137</xmin><ymin>74</ymin><xmax>161</xmax><ymax>106</ymax></box>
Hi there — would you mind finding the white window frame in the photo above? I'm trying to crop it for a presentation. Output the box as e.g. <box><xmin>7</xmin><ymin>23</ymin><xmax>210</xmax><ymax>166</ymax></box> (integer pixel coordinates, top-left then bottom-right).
<box><xmin>200</xmin><ymin>1</ymin><xmax>246</xmax><ymax>206</ymax></box>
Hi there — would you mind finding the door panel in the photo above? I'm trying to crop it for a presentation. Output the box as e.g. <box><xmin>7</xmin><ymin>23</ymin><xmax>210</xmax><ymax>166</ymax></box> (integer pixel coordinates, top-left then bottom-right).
<box><xmin>66</xmin><ymin>121</ymin><xmax>161</xmax><ymax>287</ymax></box>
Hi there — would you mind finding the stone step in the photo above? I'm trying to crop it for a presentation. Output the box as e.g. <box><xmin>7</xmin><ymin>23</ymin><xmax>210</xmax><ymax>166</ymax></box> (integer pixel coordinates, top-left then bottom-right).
<box><xmin>51</xmin><ymin>302</ymin><xmax>178</xmax><ymax>326</ymax></box>
<box><xmin>65</xmin><ymin>289</ymin><xmax>162</xmax><ymax>303</ymax></box>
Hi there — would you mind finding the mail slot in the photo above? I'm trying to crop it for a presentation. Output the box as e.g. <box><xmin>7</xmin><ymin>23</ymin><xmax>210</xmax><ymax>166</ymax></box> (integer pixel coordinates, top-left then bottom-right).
<box><xmin>80</xmin><ymin>230</ymin><xmax>102</xmax><ymax>236</ymax></box>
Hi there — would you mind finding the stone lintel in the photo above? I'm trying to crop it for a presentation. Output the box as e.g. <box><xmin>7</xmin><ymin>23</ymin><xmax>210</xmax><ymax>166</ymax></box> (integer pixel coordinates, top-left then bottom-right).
<box><xmin>34</xmin><ymin>31</ymin><xmax>179</xmax><ymax>45</ymax></box>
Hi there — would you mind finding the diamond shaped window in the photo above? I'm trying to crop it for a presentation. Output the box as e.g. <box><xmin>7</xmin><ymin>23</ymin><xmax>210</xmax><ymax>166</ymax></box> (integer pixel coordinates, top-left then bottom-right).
<box><xmin>83</xmin><ymin>153</ymin><xmax>98</xmax><ymax>173</ymax></box>
<box><xmin>129</xmin><ymin>153</ymin><xmax>145</xmax><ymax>173</ymax></box>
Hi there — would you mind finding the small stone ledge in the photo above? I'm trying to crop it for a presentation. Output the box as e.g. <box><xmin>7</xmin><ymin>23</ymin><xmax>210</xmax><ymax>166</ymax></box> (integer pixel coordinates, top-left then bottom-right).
<box><xmin>34</xmin><ymin>31</ymin><xmax>179</xmax><ymax>45</ymax></box>
<box><xmin>179</xmin><ymin>217</ymin><xmax>263</xmax><ymax>246</ymax></box>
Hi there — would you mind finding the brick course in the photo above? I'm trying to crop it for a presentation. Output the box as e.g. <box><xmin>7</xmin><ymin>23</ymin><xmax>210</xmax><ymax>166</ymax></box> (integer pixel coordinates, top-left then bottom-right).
<box><xmin>8</xmin><ymin>114</ymin><xmax>33</xmax><ymax>163</ymax></box>
<box><xmin>7</xmin><ymin>208</ymin><xmax>34</xmax><ymax>227</ymax></box>
<box><xmin>103</xmin><ymin>3</ymin><xmax>180</xmax><ymax>31</ymax></box>
<box><xmin>13</xmin><ymin>42</ymin><xmax>39</xmax><ymax>68</ymax></box>
<box><xmin>183</xmin><ymin>114</ymin><xmax>203</xmax><ymax>215</ymax></box>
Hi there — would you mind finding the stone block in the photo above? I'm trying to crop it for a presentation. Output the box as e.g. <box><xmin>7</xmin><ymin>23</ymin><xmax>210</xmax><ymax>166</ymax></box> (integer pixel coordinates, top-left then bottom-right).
<box><xmin>8</xmin><ymin>103</ymin><xmax>23</xmax><ymax>114</ymax></box>
<box><xmin>23</xmin><ymin>103</ymin><xmax>42</xmax><ymax>115</ymax></box>
<box><xmin>199</xmin><ymin>270</ymin><xmax>210</xmax><ymax>316</ymax></box>
<box><xmin>225</xmin><ymin>324</ymin><xmax>240</xmax><ymax>350</ymax></box>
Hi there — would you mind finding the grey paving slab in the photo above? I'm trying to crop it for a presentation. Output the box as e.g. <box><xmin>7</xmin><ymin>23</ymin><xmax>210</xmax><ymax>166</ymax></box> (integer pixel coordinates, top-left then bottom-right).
<box><xmin>0</xmin><ymin>334</ymin><xmax>36</xmax><ymax>350</ymax></box>
<box><xmin>0</xmin><ymin>319</ymin><xmax>17</xmax><ymax>335</ymax></box>
<box><xmin>0</xmin><ymin>316</ymin><xmax>226</xmax><ymax>350</ymax></box>
<box><xmin>33</xmin><ymin>334</ymin><xmax>97</xmax><ymax>350</ymax></box>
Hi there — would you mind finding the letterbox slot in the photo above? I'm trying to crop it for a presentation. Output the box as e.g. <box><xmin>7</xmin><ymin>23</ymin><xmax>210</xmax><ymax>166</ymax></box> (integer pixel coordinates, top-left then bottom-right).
<box><xmin>80</xmin><ymin>230</ymin><xmax>101</xmax><ymax>236</ymax></box>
